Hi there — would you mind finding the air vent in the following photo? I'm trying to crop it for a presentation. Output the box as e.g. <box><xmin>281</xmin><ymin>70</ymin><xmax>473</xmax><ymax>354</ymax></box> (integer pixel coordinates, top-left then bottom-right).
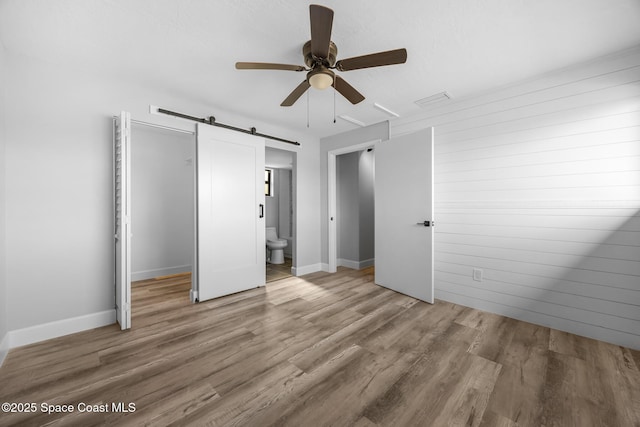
<box><xmin>414</xmin><ymin>91</ymin><xmax>451</xmax><ymax>108</ymax></box>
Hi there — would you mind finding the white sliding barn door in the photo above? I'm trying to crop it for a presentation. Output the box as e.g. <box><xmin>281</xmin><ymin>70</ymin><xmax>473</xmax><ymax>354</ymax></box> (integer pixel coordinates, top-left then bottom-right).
<box><xmin>196</xmin><ymin>123</ymin><xmax>266</xmax><ymax>301</ymax></box>
<box><xmin>114</xmin><ymin>111</ymin><xmax>132</xmax><ymax>329</ymax></box>
<box><xmin>375</xmin><ymin>128</ymin><xmax>434</xmax><ymax>303</ymax></box>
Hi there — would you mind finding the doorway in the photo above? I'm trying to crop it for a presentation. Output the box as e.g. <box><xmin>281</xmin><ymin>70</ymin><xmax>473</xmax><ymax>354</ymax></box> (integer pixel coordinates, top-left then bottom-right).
<box><xmin>327</xmin><ymin>129</ymin><xmax>435</xmax><ymax>304</ymax></box>
<box><xmin>130</xmin><ymin>123</ymin><xmax>195</xmax><ymax>315</ymax></box>
<box><xmin>335</xmin><ymin>149</ymin><xmax>375</xmax><ymax>270</ymax></box>
<box><xmin>327</xmin><ymin>141</ymin><xmax>379</xmax><ymax>273</ymax></box>
<box><xmin>265</xmin><ymin>147</ymin><xmax>297</xmax><ymax>282</ymax></box>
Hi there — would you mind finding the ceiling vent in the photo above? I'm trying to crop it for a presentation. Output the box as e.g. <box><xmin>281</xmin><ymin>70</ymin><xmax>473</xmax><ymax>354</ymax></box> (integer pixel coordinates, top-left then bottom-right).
<box><xmin>414</xmin><ymin>91</ymin><xmax>451</xmax><ymax>108</ymax></box>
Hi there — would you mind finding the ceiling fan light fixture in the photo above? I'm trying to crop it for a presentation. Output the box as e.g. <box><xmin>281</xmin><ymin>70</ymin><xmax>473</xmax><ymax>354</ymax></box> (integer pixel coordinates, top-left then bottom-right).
<box><xmin>308</xmin><ymin>67</ymin><xmax>334</xmax><ymax>90</ymax></box>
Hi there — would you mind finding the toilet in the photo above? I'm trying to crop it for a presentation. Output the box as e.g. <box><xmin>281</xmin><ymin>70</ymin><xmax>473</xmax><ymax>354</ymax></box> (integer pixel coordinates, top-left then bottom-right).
<box><xmin>266</xmin><ymin>227</ymin><xmax>288</xmax><ymax>264</ymax></box>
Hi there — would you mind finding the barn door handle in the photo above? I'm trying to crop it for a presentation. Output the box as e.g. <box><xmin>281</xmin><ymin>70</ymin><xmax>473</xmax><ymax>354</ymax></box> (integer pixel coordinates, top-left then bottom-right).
<box><xmin>417</xmin><ymin>220</ymin><xmax>433</xmax><ymax>227</ymax></box>
<box><xmin>259</xmin><ymin>204</ymin><xmax>264</xmax><ymax>218</ymax></box>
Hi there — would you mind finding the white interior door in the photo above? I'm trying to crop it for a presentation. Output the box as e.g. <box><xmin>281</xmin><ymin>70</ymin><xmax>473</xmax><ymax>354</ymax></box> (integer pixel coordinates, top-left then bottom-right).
<box><xmin>114</xmin><ymin>111</ymin><xmax>132</xmax><ymax>329</ymax></box>
<box><xmin>197</xmin><ymin>123</ymin><xmax>265</xmax><ymax>301</ymax></box>
<box><xmin>375</xmin><ymin>128</ymin><xmax>434</xmax><ymax>303</ymax></box>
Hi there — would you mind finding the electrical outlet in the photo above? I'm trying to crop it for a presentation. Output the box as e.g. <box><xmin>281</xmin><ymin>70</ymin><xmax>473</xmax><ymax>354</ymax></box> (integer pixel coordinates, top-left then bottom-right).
<box><xmin>473</xmin><ymin>268</ymin><xmax>483</xmax><ymax>282</ymax></box>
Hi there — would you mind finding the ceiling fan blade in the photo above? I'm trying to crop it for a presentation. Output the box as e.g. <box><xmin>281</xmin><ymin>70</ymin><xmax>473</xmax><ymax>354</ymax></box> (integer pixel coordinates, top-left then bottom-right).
<box><xmin>309</xmin><ymin>5</ymin><xmax>334</xmax><ymax>59</ymax></box>
<box><xmin>335</xmin><ymin>48</ymin><xmax>407</xmax><ymax>72</ymax></box>
<box><xmin>236</xmin><ymin>62</ymin><xmax>306</xmax><ymax>72</ymax></box>
<box><xmin>281</xmin><ymin>80</ymin><xmax>311</xmax><ymax>106</ymax></box>
<box><xmin>334</xmin><ymin>75</ymin><xmax>365</xmax><ymax>105</ymax></box>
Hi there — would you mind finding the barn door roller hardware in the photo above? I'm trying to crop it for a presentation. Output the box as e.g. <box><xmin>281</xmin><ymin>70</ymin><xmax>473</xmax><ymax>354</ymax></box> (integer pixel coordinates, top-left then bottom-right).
<box><xmin>157</xmin><ymin>108</ymin><xmax>300</xmax><ymax>146</ymax></box>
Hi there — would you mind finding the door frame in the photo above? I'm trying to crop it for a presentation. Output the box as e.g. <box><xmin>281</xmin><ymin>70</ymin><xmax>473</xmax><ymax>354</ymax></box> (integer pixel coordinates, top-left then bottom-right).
<box><xmin>117</xmin><ymin>114</ymin><xmax>301</xmax><ymax>313</ymax></box>
<box><xmin>128</xmin><ymin>119</ymin><xmax>199</xmax><ymax>302</ymax></box>
<box><xmin>116</xmin><ymin>116</ymin><xmax>199</xmax><ymax>319</ymax></box>
<box><xmin>327</xmin><ymin>139</ymin><xmax>381</xmax><ymax>273</ymax></box>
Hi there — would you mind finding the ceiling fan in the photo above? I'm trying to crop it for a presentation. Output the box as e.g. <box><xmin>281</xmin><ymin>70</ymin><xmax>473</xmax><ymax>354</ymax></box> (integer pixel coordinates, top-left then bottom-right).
<box><xmin>236</xmin><ymin>4</ymin><xmax>407</xmax><ymax>107</ymax></box>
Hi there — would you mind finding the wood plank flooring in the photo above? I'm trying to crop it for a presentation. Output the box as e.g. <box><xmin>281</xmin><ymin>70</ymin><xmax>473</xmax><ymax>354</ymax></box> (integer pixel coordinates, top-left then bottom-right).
<box><xmin>266</xmin><ymin>257</ymin><xmax>293</xmax><ymax>283</ymax></box>
<box><xmin>1</xmin><ymin>267</ymin><xmax>639</xmax><ymax>426</ymax></box>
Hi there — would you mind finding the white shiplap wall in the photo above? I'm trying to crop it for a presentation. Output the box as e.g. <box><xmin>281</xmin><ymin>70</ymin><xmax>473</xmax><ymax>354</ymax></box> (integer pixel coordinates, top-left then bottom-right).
<box><xmin>391</xmin><ymin>47</ymin><xmax>640</xmax><ymax>350</ymax></box>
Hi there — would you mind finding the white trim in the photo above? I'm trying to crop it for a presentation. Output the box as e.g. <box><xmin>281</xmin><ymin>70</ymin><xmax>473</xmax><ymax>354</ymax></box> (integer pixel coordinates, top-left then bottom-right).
<box><xmin>0</xmin><ymin>332</ymin><xmax>9</xmax><ymax>367</ymax></box>
<box><xmin>131</xmin><ymin>265</ymin><xmax>192</xmax><ymax>282</ymax></box>
<box><xmin>338</xmin><ymin>258</ymin><xmax>375</xmax><ymax>270</ymax></box>
<box><xmin>292</xmin><ymin>263</ymin><xmax>323</xmax><ymax>276</ymax></box>
<box><xmin>327</xmin><ymin>140</ymin><xmax>381</xmax><ymax>274</ymax></box>
<box><xmin>359</xmin><ymin>258</ymin><xmax>375</xmax><ymax>269</ymax></box>
<box><xmin>338</xmin><ymin>258</ymin><xmax>360</xmax><ymax>269</ymax></box>
<box><xmin>436</xmin><ymin>200</ymin><xmax>640</xmax><ymax>210</ymax></box>
<box><xmin>9</xmin><ymin>310</ymin><xmax>116</xmax><ymax>349</ymax></box>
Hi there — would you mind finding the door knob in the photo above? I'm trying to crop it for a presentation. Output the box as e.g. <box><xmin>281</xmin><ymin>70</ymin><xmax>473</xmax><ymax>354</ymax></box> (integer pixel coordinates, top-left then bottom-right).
<box><xmin>416</xmin><ymin>221</ymin><xmax>433</xmax><ymax>227</ymax></box>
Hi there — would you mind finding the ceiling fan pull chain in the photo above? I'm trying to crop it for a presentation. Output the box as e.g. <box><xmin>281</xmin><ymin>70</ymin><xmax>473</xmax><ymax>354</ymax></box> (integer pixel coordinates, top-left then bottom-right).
<box><xmin>332</xmin><ymin>78</ymin><xmax>336</xmax><ymax>123</ymax></box>
<box><xmin>307</xmin><ymin>90</ymin><xmax>310</xmax><ymax>128</ymax></box>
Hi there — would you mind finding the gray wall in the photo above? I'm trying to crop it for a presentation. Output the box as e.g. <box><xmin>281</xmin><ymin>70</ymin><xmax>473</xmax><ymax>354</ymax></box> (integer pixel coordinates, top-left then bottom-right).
<box><xmin>278</xmin><ymin>169</ymin><xmax>292</xmax><ymax>240</ymax></box>
<box><xmin>391</xmin><ymin>47</ymin><xmax>640</xmax><ymax>349</ymax></box>
<box><xmin>336</xmin><ymin>150</ymin><xmax>375</xmax><ymax>267</ymax></box>
<box><xmin>277</xmin><ymin>169</ymin><xmax>293</xmax><ymax>258</ymax></box>
<box><xmin>0</xmin><ymin>41</ymin><xmax>8</xmax><ymax>362</ymax></box>
<box><xmin>337</xmin><ymin>152</ymin><xmax>360</xmax><ymax>262</ymax></box>
<box><xmin>130</xmin><ymin>125</ymin><xmax>194</xmax><ymax>281</ymax></box>
<box><xmin>358</xmin><ymin>150</ymin><xmax>375</xmax><ymax>262</ymax></box>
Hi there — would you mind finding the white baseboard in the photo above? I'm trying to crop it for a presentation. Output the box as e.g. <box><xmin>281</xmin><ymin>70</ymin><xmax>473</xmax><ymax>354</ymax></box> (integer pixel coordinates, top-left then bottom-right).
<box><xmin>360</xmin><ymin>258</ymin><xmax>375</xmax><ymax>269</ymax></box>
<box><xmin>0</xmin><ymin>332</ymin><xmax>9</xmax><ymax>368</ymax></box>
<box><xmin>131</xmin><ymin>265</ymin><xmax>191</xmax><ymax>281</ymax></box>
<box><xmin>292</xmin><ymin>263</ymin><xmax>323</xmax><ymax>276</ymax></box>
<box><xmin>9</xmin><ymin>310</ymin><xmax>116</xmax><ymax>349</ymax></box>
<box><xmin>338</xmin><ymin>258</ymin><xmax>360</xmax><ymax>270</ymax></box>
<box><xmin>338</xmin><ymin>258</ymin><xmax>375</xmax><ymax>270</ymax></box>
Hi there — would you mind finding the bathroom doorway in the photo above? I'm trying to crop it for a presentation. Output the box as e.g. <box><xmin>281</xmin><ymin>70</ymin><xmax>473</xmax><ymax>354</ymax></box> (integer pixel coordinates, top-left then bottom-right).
<box><xmin>130</xmin><ymin>122</ymin><xmax>195</xmax><ymax>314</ymax></box>
<box><xmin>265</xmin><ymin>147</ymin><xmax>296</xmax><ymax>282</ymax></box>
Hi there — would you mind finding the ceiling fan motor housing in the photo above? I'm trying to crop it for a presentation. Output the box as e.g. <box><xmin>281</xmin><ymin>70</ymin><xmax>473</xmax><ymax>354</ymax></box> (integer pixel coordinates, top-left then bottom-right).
<box><xmin>303</xmin><ymin>40</ymin><xmax>338</xmax><ymax>68</ymax></box>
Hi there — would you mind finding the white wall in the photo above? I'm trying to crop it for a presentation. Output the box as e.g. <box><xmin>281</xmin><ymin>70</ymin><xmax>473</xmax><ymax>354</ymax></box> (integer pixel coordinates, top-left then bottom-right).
<box><xmin>392</xmin><ymin>47</ymin><xmax>640</xmax><ymax>349</ymax></box>
<box><xmin>130</xmin><ymin>125</ymin><xmax>194</xmax><ymax>281</ymax></box>
<box><xmin>3</xmin><ymin>50</ymin><xmax>321</xmax><ymax>346</ymax></box>
<box><xmin>0</xmin><ymin>41</ymin><xmax>8</xmax><ymax>364</ymax></box>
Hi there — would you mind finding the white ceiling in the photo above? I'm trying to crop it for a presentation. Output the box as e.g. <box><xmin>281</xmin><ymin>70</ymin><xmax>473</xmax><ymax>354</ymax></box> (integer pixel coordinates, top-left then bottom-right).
<box><xmin>1</xmin><ymin>0</ymin><xmax>639</xmax><ymax>138</ymax></box>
